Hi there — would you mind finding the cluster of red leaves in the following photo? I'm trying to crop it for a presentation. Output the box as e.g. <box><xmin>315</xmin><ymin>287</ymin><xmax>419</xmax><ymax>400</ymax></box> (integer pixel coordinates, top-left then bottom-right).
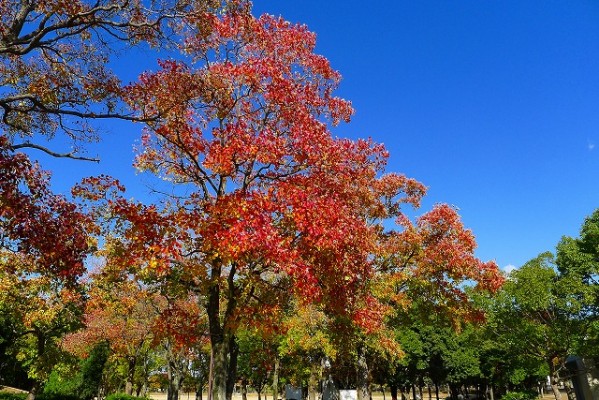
<box><xmin>372</xmin><ymin>204</ymin><xmax>504</xmax><ymax>329</ymax></box>
<box><xmin>0</xmin><ymin>137</ymin><xmax>93</xmax><ymax>281</ymax></box>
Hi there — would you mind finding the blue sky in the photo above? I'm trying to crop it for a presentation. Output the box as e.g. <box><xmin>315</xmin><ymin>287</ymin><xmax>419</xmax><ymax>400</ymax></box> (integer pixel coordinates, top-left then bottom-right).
<box><xmin>252</xmin><ymin>1</ymin><xmax>599</xmax><ymax>272</ymax></box>
<box><xmin>34</xmin><ymin>1</ymin><xmax>599</xmax><ymax>272</ymax></box>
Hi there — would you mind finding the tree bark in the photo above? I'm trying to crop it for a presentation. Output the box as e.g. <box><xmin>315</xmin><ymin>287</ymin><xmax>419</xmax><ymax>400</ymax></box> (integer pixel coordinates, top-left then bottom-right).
<box><xmin>550</xmin><ymin>365</ymin><xmax>562</xmax><ymax>400</ymax></box>
<box><xmin>226</xmin><ymin>335</ymin><xmax>239</xmax><ymax>400</ymax></box>
<box><xmin>211</xmin><ymin>339</ymin><xmax>231</xmax><ymax>400</ymax></box>
<box><xmin>167</xmin><ymin>355</ymin><xmax>184</xmax><ymax>400</ymax></box>
<box><xmin>357</xmin><ymin>347</ymin><xmax>370</xmax><ymax>400</ymax></box>
<box><xmin>207</xmin><ymin>262</ymin><xmax>239</xmax><ymax>400</ymax></box>
<box><xmin>563</xmin><ymin>381</ymin><xmax>575</xmax><ymax>400</ymax></box>
<box><xmin>125</xmin><ymin>356</ymin><xmax>137</xmax><ymax>395</ymax></box>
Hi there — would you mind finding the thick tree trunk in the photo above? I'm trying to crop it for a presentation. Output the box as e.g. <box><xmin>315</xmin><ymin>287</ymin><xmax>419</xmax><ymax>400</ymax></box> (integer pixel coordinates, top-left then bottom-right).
<box><xmin>211</xmin><ymin>339</ymin><xmax>231</xmax><ymax>400</ymax></box>
<box><xmin>206</xmin><ymin>262</ymin><xmax>239</xmax><ymax>400</ymax></box>
<box><xmin>166</xmin><ymin>343</ymin><xmax>186</xmax><ymax>400</ymax></box>
<box><xmin>357</xmin><ymin>347</ymin><xmax>370</xmax><ymax>400</ymax></box>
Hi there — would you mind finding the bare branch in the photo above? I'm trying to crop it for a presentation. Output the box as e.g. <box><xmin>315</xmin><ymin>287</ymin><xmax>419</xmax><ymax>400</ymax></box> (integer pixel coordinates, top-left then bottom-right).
<box><xmin>11</xmin><ymin>142</ymin><xmax>100</xmax><ymax>162</ymax></box>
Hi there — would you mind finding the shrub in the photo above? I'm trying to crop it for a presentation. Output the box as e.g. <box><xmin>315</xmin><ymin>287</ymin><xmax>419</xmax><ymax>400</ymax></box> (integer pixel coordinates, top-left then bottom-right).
<box><xmin>500</xmin><ymin>391</ymin><xmax>537</xmax><ymax>400</ymax></box>
<box><xmin>0</xmin><ymin>393</ymin><xmax>27</xmax><ymax>400</ymax></box>
<box><xmin>105</xmin><ymin>394</ymin><xmax>151</xmax><ymax>400</ymax></box>
<box><xmin>37</xmin><ymin>394</ymin><xmax>81</xmax><ymax>400</ymax></box>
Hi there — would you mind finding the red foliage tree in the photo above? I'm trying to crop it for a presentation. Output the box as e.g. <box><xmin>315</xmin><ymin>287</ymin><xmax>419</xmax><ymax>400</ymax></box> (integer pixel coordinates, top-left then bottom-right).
<box><xmin>91</xmin><ymin>10</ymin><xmax>505</xmax><ymax>400</ymax></box>
<box><xmin>0</xmin><ymin>137</ymin><xmax>93</xmax><ymax>399</ymax></box>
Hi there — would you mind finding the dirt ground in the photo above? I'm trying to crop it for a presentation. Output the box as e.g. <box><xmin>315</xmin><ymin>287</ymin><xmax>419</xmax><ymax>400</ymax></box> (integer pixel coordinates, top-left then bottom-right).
<box><xmin>147</xmin><ymin>393</ymin><xmax>413</xmax><ymax>400</ymax></box>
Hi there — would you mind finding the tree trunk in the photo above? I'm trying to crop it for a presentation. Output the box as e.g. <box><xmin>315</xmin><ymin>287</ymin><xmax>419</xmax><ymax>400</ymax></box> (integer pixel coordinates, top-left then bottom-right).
<box><xmin>273</xmin><ymin>357</ymin><xmax>280</xmax><ymax>400</ymax></box>
<box><xmin>27</xmin><ymin>383</ymin><xmax>39</xmax><ymax>400</ymax></box>
<box><xmin>550</xmin><ymin>366</ymin><xmax>562</xmax><ymax>400</ymax></box>
<box><xmin>390</xmin><ymin>385</ymin><xmax>398</xmax><ymax>400</ymax></box>
<box><xmin>226</xmin><ymin>336</ymin><xmax>239</xmax><ymax>400</ymax></box>
<box><xmin>167</xmin><ymin>345</ymin><xmax>185</xmax><ymax>400</ymax></box>
<box><xmin>126</xmin><ymin>356</ymin><xmax>137</xmax><ymax>395</ymax></box>
<box><xmin>563</xmin><ymin>381</ymin><xmax>575</xmax><ymax>400</ymax></box>
<box><xmin>206</xmin><ymin>262</ymin><xmax>240</xmax><ymax>400</ymax></box>
<box><xmin>435</xmin><ymin>384</ymin><xmax>440</xmax><ymax>400</ymax></box>
<box><xmin>211</xmin><ymin>339</ymin><xmax>230</xmax><ymax>400</ymax></box>
<box><xmin>308</xmin><ymin>361</ymin><xmax>320</xmax><ymax>400</ymax></box>
<box><xmin>242</xmin><ymin>379</ymin><xmax>248</xmax><ymax>400</ymax></box>
<box><xmin>357</xmin><ymin>347</ymin><xmax>370</xmax><ymax>400</ymax></box>
<box><xmin>208</xmin><ymin>350</ymin><xmax>214</xmax><ymax>400</ymax></box>
<box><xmin>167</xmin><ymin>363</ymin><xmax>183</xmax><ymax>400</ymax></box>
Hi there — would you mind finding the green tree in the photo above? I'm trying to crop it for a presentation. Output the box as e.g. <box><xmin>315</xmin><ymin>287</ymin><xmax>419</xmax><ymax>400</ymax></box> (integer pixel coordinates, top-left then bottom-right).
<box><xmin>556</xmin><ymin>209</ymin><xmax>599</xmax><ymax>358</ymax></box>
<box><xmin>489</xmin><ymin>253</ymin><xmax>590</xmax><ymax>400</ymax></box>
<box><xmin>78</xmin><ymin>341</ymin><xmax>111</xmax><ymax>400</ymax></box>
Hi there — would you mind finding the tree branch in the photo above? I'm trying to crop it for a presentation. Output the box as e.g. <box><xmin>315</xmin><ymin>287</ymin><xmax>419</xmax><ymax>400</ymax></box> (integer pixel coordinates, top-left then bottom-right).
<box><xmin>11</xmin><ymin>142</ymin><xmax>100</xmax><ymax>162</ymax></box>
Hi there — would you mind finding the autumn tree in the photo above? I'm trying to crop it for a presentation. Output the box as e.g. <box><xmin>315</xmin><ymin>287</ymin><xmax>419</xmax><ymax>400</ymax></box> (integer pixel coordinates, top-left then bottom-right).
<box><xmin>81</xmin><ymin>9</ymin><xmax>507</xmax><ymax>400</ymax></box>
<box><xmin>69</xmin><ymin>9</ymin><xmax>419</xmax><ymax>400</ymax></box>
<box><xmin>0</xmin><ymin>140</ymin><xmax>93</xmax><ymax>399</ymax></box>
<box><xmin>63</xmin><ymin>269</ymin><xmax>160</xmax><ymax>396</ymax></box>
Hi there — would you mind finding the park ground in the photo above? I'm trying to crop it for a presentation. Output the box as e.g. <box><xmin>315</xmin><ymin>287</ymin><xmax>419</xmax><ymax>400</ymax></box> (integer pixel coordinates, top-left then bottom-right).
<box><xmin>146</xmin><ymin>391</ymin><xmax>562</xmax><ymax>400</ymax></box>
<box><xmin>0</xmin><ymin>387</ymin><xmax>562</xmax><ymax>400</ymax></box>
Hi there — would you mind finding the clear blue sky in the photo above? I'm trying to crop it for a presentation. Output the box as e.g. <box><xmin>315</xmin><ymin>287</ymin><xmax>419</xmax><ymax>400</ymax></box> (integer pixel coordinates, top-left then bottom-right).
<box><xmin>36</xmin><ymin>1</ymin><xmax>599</xmax><ymax>272</ymax></box>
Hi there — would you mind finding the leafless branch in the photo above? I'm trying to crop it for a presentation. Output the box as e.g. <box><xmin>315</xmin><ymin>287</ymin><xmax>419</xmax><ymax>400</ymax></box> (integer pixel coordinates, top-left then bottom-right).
<box><xmin>11</xmin><ymin>142</ymin><xmax>100</xmax><ymax>162</ymax></box>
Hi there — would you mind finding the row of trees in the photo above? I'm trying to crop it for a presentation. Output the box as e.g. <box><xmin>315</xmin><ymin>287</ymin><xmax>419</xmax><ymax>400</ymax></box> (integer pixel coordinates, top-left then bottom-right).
<box><xmin>1</xmin><ymin>202</ymin><xmax>597</xmax><ymax>400</ymax></box>
<box><xmin>0</xmin><ymin>1</ymin><xmax>595</xmax><ymax>400</ymax></box>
